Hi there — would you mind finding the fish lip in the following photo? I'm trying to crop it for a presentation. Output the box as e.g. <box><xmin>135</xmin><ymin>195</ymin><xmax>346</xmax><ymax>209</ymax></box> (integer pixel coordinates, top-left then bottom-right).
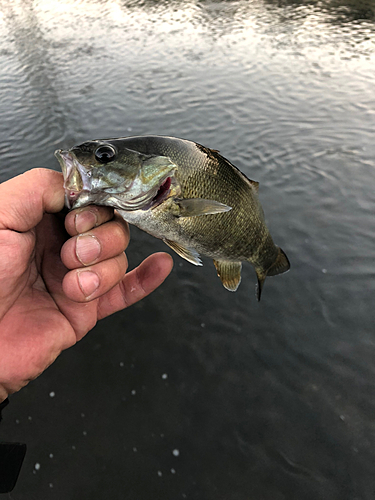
<box><xmin>64</xmin><ymin>190</ymin><xmax>82</xmax><ymax>210</ymax></box>
<box><xmin>55</xmin><ymin>149</ymin><xmax>92</xmax><ymax>209</ymax></box>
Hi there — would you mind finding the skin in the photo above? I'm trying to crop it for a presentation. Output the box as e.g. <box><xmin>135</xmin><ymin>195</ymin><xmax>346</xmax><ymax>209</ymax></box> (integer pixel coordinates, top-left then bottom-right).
<box><xmin>0</xmin><ymin>168</ymin><xmax>173</xmax><ymax>402</ymax></box>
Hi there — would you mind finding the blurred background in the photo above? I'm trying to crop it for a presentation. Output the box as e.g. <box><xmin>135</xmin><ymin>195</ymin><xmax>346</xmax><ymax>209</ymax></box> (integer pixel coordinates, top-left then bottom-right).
<box><xmin>1</xmin><ymin>0</ymin><xmax>375</xmax><ymax>498</ymax></box>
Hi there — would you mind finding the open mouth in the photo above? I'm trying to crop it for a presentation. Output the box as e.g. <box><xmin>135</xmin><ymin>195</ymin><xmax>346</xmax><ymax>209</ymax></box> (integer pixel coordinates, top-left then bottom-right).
<box><xmin>65</xmin><ymin>189</ymin><xmax>83</xmax><ymax>207</ymax></box>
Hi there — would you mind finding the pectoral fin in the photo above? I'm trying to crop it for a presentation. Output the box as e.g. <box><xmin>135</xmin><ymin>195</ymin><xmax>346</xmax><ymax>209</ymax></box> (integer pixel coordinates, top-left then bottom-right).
<box><xmin>164</xmin><ymin>239</ymin><xmax>202</xmax><ymax>266</ymax></box>
<box><xmin>213</xmin><ymin>260</ymin><xmax>242</xmax><ymax>292</ymax></box>
<box><xmin>176</xmin><ymin>198</ymin><xmax>232</xmax><ymax>217</ymax></box>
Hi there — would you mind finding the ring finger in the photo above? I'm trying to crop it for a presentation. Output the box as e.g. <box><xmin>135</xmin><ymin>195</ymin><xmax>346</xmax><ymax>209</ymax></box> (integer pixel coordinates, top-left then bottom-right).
<box><xmin>62</xmin><ymin>252</ymin><xmax>128</xmax><ymax>302</ymax></box>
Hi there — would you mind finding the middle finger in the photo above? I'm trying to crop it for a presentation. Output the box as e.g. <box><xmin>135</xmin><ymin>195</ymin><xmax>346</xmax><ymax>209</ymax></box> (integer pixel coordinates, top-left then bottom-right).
<box><xmin>61</xmin><ymin>216</ymin><xmax>130</xmax><ymax>269</ymax></box>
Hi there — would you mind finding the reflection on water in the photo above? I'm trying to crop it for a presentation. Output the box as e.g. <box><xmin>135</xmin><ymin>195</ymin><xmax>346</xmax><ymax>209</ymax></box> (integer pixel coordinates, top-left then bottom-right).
<box><xmin>1</xmin><ymin>1</ymin><xmax>375</xmax><ymax>499</ymax></box>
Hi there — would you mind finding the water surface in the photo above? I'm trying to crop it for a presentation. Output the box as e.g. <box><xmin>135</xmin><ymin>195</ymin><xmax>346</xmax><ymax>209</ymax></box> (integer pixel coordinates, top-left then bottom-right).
<box><xmin>1</xmin><ymin>1</ymin><xmax>375</xmax><ymax>499</ymax></box>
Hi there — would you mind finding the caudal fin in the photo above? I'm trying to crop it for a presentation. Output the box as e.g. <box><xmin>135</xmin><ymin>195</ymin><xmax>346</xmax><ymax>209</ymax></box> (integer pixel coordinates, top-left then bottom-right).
<box><xmin>255</xmin><ymin>247</ymin><xmax>290</xmax><ymax>301</ymax></box>
<box><xmin>267</xmin><ymin>247</ymin><xmax>290</xmax><ymax>277</ymax></box>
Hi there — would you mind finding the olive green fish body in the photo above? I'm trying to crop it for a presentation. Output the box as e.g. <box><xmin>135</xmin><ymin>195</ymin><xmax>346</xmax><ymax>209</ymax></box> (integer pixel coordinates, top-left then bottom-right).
<box><xmin>118</xmin><ymin>139</ymin><xmax>272</xmax><ymax>259</ymax></box>
<box><xmin>55</xmin><ymin>135</ymin><xmax>290</xmax><ymax>299</ymax></box>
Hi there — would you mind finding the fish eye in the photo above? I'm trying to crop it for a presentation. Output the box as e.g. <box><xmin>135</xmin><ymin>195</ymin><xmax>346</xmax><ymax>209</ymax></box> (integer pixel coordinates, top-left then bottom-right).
<box><xmin>94</xmin><ymin>145</ymin><xmax>116</xmax><ymax>164</ymax></box>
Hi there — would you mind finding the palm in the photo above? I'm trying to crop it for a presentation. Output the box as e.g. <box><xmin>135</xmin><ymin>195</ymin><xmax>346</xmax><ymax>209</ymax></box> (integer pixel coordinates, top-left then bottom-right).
<box><xmin>36</xmin><ymin>212</ymin><xmax>100</xmax><ymax>340</ymax></box>
<box><xmin>1</xmin><ymin>214</ymin><xmax>92</xmax><ymax>390</ymax></box>
<box><xmin>0</xmin><ymin>169</ymin><xmax>172</xmax><ymax>400</ymax></box>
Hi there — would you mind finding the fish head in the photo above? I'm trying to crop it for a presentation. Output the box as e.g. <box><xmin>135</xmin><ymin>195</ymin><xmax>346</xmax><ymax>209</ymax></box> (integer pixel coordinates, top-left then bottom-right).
<box><xmin>55</xmin><ymin>140</ymin><xmax>178</xmax><ymax>211</ymax></box>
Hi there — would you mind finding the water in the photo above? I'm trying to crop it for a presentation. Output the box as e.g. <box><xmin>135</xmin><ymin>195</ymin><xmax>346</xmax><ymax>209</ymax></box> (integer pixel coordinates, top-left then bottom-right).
<box><xmin>1</xmin><ymin>0</ymin><xmax>375</xmax><ymax>498</ymax></box>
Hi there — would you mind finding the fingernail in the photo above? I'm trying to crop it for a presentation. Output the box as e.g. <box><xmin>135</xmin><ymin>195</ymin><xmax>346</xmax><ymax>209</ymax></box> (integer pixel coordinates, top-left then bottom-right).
<box><xmin>78</xmin><ymin>271</ymin><xmax>100</xmax><ymax>298</ymax></box>
<box><xmin>76</xmin><ymin>235</ymin><xmax>101</xmax><ymax>265</ymax></box>
<box><xmin>75</xmin><ymin>210</ymin><xmax>98</xmax><ymax>234</ymax></box>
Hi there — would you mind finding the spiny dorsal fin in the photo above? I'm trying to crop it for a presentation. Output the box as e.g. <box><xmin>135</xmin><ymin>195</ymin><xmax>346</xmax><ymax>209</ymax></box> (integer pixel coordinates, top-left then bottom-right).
<box><xmin>164</xmin><ymin>239</ymin><xmax>202</xmax><ymax>266</ymax></box>
<box><xmin>195</xmin><ymin>142</ymin><xmax>221</xmax><ymax>160</ymax></box>
<box><xmin>195</xmin><ymin>142</ymin><xmax>260</xmax><ymax>194</ymax></box>
<box><xmin>176</xmin><ymin>198</ymin><xmax>232</xmax><ymax>218</ymax></box>
<box><xmin>213</xmin><ymin>260</ymin><xmax>242</xmax><ymax>292</ymax></box>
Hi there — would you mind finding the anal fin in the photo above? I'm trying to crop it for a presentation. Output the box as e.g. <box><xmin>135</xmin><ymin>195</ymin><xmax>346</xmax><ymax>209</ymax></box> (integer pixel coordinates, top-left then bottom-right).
<box><xmin>213</xmin><ymin>260</ymin><xmax>242</xmax><ymax>292</ymax></box>
<box><xmin>164</xmin><ymin>239</ymin><xmax>202</xmax><ymax>266</ymax></box>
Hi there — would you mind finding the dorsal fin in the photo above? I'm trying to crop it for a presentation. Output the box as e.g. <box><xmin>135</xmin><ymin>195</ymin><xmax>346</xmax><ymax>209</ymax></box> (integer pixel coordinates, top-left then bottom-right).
<box><xmin>195</xmin><ymin>141</ymin><xmax>260</xmax><ymax>193</ymax></box>
<box><xmin>249</xmin><ymin>180</ymin><xmax>259</xmax><ymax>192</ymax></box>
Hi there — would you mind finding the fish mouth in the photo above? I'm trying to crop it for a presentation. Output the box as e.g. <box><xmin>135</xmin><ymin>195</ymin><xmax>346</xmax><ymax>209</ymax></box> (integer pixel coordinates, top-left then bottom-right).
<box><xmin>55</xmin><ymin>150</ymin><xmax>93</xmax><ymax>209</ymax></box>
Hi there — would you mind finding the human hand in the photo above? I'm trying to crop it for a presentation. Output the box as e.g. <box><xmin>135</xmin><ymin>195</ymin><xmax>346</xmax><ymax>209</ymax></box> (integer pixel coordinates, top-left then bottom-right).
<box><xmin>0</xmin><ymin>168</ymin><xmax>173</xmax><ymax>402</ymax></box>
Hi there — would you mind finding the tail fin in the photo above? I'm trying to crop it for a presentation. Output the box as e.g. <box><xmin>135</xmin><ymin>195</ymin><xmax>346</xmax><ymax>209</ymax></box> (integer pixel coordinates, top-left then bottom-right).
<box><xmin>267</xmin><ymin>247</ymin><xmax>290</xmax><ymax>277</ymax></box>
<box><xmin>255</xmin><ymin>247</ymin><xmax>290</xmax><ymax>301</ymax></box>
<box><xmin>256</xmin><ymin>274</ymin><xmax>266</xmax><ymax>302</ymax></box>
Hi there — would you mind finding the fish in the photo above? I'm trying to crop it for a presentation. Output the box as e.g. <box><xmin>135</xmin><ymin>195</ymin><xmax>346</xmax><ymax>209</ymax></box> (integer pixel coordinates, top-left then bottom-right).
<box><xmin>55</xmin><ymin>135</ymin><xmax>290</xmax><ymax>300</ymax></box>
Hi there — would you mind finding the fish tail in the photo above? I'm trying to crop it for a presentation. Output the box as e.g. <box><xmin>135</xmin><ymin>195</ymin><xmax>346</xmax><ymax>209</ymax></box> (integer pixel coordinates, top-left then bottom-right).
<box><xmin>255</xmin><ymin>247</ymin><xmax>290</xmax><ymax>301</ymax></box>
<box><xmin>267</xmin><ymin>246</ymin><xmax>290</xmax><ymax>277</ymax></box>
<box><xmin>255</xmin><ymin>272</ymin><xmax>266</xmax><ymax>302</ymax></box>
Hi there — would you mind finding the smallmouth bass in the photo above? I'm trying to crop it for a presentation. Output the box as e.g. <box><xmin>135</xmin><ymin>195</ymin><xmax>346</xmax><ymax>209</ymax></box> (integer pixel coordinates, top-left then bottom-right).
<box><xmin>55</xmin><ymin>135</ymin><xmax>290</xmax><ymax>299</ymax></box>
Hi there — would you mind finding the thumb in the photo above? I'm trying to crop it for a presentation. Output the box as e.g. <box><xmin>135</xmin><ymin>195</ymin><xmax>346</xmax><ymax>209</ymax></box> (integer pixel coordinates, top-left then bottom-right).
<box><xmin>0</xmin><ymin>168</ymin><xmax>65</xmax><ymax>232</ymax></box>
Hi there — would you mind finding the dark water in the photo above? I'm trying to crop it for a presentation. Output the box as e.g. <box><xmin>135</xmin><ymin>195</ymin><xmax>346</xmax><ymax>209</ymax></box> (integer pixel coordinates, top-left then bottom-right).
<box><xmin>1</xmin><ymin>0</ymin><xmax>375</xmax><ymax>498</ymax></box>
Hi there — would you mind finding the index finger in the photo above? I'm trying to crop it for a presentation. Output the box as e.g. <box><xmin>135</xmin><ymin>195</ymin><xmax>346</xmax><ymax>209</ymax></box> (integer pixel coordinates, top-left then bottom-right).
<box><xmin>64</xmin><ymin>205</ymin><xmax>115</xmax><ymax>236</ymax></box>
